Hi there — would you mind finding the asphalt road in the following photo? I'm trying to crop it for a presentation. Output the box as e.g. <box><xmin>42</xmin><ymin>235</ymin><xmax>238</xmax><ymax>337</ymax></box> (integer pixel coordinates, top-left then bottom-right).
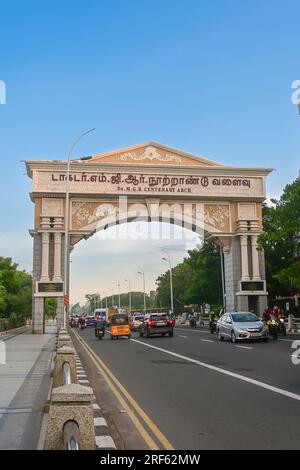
<box><xmin>77</xmin><ymin>325</ymin><xmax>300</xmax><ymax>449</ymax></box>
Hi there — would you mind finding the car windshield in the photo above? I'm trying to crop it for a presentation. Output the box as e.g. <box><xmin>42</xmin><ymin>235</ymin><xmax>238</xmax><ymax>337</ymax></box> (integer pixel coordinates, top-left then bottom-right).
<box><xmin>232</xmin><ymin>313</ymin><xmax>259</xmax><ymax>322</ymax></box>
<box><xmin>133</xmin><ymin>316</ymin><xmax>143</xmax><ymax>321</ymax></box>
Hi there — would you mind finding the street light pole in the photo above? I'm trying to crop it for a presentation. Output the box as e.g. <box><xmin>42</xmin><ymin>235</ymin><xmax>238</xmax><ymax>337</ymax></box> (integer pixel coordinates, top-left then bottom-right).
<box><xmin>219</xmin><ymin>245</ymin><xmax>226</xmax><ymax>312</ymax></box>
<box><xmin>162</xmin><ymin>250</ymin><xmax>174</xmax><ymax>315</ymax></box>
<box><xmin>125</xmin><ymin>278</ymin><xmax>131</xmax><ymax>316</ymax></box>
<box><xmin>63</xmin><ymin>128</ymin><xmax>95</xmax><ymax>328</ymax></box>
<box><xmin>117</xmin><ymin>281</ymin><xmax>121</xmax><ymax>310</ymax></box>
<box><xmin>138</xmin><ymin>268</ymin><xmax>146</xmax><ymax>314</ymax></box>
<box><xmin>110</xmin><ymin>289</ymin><xmax>115</xmax><ymax>307</ymax></box>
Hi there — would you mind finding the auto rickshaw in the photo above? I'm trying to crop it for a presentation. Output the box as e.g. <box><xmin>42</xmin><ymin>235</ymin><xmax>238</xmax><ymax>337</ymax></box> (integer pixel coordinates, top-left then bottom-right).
<box><xmin>110</xmin><ymin>313</ymin><xmax>131</xmax><ymax>340</ymax></box>
<box><xmin>95</xmin><ymin>318</ymin><xmax>106</xmax><ymax>340</ymax></box>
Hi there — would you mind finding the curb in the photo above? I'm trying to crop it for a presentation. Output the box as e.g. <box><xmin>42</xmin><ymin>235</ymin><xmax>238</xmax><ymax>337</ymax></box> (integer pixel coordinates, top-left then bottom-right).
<box><xmin>74</xmin><ymin>353</ymin><xmax>117</xmax><ymax>450</ymax></box>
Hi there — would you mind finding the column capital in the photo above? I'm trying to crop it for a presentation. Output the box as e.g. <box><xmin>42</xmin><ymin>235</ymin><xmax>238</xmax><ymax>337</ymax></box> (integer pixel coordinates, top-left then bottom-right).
<box><xmin>42</xmin><ymin>231</ymin><xmax>50</xmax><ymax>242</ymax></box>
<box><xmin>239</xmin><ymin>234</ymin><xmax>248</xmax><ymax>245</ymax></box>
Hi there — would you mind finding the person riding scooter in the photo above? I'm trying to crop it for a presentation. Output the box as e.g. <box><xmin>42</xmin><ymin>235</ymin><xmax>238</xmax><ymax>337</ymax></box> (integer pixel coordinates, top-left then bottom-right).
<box><xmin>189</xmin><ymin>313</ymin><xmax>197</xmax><ymax>328</ymax></box>
<box><xmin>79</xmin><ymin>315</ymin><xmax>87</xmax><ymax>330</ymax></box>
<box><xmin>262</xmin><ymin>308</ymin><xmax>278</xmax><ymax>340</ymax></box>
<box><xmin>209</xmin><ymin>313</ymin><xmax>218</xmax><ymax>334</ymax></box>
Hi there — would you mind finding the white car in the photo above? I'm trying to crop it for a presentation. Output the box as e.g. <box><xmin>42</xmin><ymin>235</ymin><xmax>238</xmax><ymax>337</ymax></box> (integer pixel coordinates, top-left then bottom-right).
<box><xmin>217</xmin><ymin>312</ymin><xmax>269</xmax><ymax>342</ymax></box>
<box><xmin>130</xmin><ymin>314</ymin><xmax>144</xmax><ymax>331</ymax></box>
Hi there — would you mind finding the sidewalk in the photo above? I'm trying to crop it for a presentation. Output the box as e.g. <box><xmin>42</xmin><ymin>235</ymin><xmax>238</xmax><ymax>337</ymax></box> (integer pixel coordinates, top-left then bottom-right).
<box><xmin>0</xmin><ymin>326</ymin><xmax>56</xmax><ymax>449</ymax></box>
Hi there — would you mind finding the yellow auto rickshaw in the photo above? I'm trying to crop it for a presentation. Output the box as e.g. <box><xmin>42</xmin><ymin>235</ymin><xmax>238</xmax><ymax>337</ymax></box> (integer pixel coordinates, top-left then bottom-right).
<box><xmin>110</xmin><ymin>313</ymin><xmax>131</xmax><ymax>340</ymax></box>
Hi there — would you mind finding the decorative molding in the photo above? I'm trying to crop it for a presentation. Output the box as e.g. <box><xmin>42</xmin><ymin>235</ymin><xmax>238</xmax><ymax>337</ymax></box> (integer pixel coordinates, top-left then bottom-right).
<box><xmin>119</xmin><ymin>146</ymin><xmax>182</xmax><ymax>163</ymax></box>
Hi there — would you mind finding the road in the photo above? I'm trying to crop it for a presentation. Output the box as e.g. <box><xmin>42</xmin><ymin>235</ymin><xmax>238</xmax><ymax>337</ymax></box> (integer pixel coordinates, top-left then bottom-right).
<box><xmin>76</xmin><ymin>325</ymin><xmax>300</xmax><ymax>450</ymax></box>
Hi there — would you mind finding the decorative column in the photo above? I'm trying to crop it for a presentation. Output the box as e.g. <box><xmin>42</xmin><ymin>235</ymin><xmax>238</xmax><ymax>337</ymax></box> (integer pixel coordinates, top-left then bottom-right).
<box><xmin>40</xmin><ymin>232</ymin><xmax>50</xmax><ymax>282</ymax></box>
<box><xmin>240</xmin><ymin>234</ymin><xmax>250</xmax><ymax>281</ymax></box>
<box><xmin>53</xmin><ymin>232</ymin><xmax>62</xmax><ymax>282</ymax></box>
<box><xmin>251</xmin><ymin>234</ymin><xmax>261</xmax><ymax>281</ymax></box>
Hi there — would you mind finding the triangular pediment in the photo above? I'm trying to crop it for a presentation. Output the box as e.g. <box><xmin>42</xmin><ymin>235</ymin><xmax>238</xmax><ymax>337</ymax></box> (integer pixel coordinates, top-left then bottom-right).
<box><xmin>89</xmin><ymin>142</ymin><xmax>223</xmax><ymax>167</ymax></box>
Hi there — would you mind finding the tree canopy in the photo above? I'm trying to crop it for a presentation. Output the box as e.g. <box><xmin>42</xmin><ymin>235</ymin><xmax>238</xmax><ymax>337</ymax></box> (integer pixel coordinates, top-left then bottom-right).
<box><xmin>155</xmin><ymin>241</ymin><xmax>223</xmax><ymax>313</ymax></box>
<box><xmin>259</xmin><ymin>178</ymin><xmax>300</xmax><ymax>297</ymax></box>
<box><xmin>0</xmin><ymin>257</ymin><xmax>32</xmax><ymax>318</ymax></box>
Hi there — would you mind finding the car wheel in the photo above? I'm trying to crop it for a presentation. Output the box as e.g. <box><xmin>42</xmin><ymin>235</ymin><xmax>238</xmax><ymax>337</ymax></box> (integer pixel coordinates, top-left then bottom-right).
<box><xmin>146</xmin><ymin>328</ymin><xmax>150</xmax><ymax>338</ymax></box>
<box><xmin>98</xmin><ymin>335</ymin><xmax>102</xmax><ymax>340</ymax></box>
<box><xmin>217</xmin><ymin>329</ymin><xmax>224</xmax><ymax>341</ymax></box>
<box><xmin>169</xmin><ymin>331</ymin><xmax>173</xmax><ymax>337</ymax></box>
<box><xmin>110</xmin><ymin>336</ymin><xmax>114</xmax><ymax>340</ymax></box>
<box><xmin>128</xmin><ymin>335</ymin><xmax>131</xmax><ymax>339</ymax></box>
<box><xmin>231</xmin><ymin>331</ymin><xmax>237</xmax><ymax>343</ymax></box>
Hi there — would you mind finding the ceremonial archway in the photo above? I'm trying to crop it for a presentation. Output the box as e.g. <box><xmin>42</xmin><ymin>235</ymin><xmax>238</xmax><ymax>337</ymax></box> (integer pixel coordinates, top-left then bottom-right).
<box><xmin>25</xmin><ymin>142</ymin><xmax>272</xmax><ymax>333</ymax></box>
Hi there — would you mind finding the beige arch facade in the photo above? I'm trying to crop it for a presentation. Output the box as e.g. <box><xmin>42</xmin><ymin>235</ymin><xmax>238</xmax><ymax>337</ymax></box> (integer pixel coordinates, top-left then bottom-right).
<box><xmin>25</xmin><ymin>142</ymin><xmax>272</xmax><ymax>334</ymax></box>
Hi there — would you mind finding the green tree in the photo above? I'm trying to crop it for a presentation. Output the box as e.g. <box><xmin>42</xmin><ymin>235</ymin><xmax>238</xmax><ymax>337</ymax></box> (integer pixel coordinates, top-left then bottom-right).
<box><xmin>0</xmin><ymin>257</ymin><xmax>32</xmax><ymax>318</ymax></box>
<box><xmin>155</xmin><ymin>241</ymin><xmax>223</xmax><ymax>313</ymax></box>
<box><xmin>259</xmin><ymin>178</ymin><xmax>300</xmax><ymax>298</ymax></box>
<box><xmin>45</xmin><ymin>298</ymin><xmax>57</xmax><ymax>318</ymax></box>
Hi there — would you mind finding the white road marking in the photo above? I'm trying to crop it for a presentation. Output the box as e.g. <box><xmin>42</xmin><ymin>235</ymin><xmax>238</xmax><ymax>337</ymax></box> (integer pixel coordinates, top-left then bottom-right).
<box><xmin>130</xmin><ymin>338</ymin><xmax>300</xmax><ymax>402</ymax></box>
<box><xmin>175</xmin><ymin>327</ymin><xmax>210</xmax><ymax>335</ymax></box>
<box><xmin>178</xmin><ymin>335</ymin><xmax>187</xmax><ymax>338</ymax></box>
<box><xmin>279</xmin><ymin>339</ymin><xmax>295</xmax><ymax>342</ymax></box>
<box><xmin>235</xmin><ymin>345</ymin><xmax>253</xmax><ymax>350</ymax></box>
<box><xmin>201</xmin><ymin>339</ymin><xmax>214</xmax><ymax>343</ymax></box>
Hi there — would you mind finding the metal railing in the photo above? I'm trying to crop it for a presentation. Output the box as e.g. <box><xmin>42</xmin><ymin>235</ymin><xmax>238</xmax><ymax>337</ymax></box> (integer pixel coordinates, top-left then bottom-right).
<box><xmin>63</xmin><ymin>420</ymin><xmax>80</xmax><ymax>450</ymax></box>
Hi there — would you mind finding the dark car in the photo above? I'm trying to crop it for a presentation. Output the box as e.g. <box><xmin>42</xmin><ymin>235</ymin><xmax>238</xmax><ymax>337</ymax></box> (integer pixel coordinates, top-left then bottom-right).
<box><xmin>139</xmin><ymin>313</ymin><xmax>174</xmax><ymax>338</ymax></box>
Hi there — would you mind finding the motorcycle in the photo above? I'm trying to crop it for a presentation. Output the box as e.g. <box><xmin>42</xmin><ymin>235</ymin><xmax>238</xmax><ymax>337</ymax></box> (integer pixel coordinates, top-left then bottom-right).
<box><xmin>265</xmin><ymin>319</ymin><xmax>278</xmax><ymax>340</ymax></box>
<box><xmin>189</xmin><ymin>317</ymin><xmax>197</xmax><ymax>328</ymax></box>
<box><xmin>209</xmin><ymin>318</ymin><xmax>217</xmax><ymax>334</ymax></box>
<box><xmin>277</xmin><ymin>318</ymin><xmax>286</xmax><ymax>336</ymax></box>
<box><xmin>80</xmin><ymin>318</ymin><xmax>87</xmax><ymax>330</ymax></box>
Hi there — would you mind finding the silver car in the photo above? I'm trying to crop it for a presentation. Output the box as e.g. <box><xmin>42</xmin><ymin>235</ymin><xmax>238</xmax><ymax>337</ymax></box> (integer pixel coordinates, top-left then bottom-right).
<box><xmin>217</xmin><ymin>312</ymin><xmax>269</xmax><ymax>343</ymax></box>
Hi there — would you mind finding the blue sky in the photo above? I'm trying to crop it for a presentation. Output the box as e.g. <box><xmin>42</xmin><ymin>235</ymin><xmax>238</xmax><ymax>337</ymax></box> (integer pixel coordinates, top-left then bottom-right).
<box><xmin>0</xmin><ymin>0</ymin><xmax>299</xmax><ymax>304</ymax></box>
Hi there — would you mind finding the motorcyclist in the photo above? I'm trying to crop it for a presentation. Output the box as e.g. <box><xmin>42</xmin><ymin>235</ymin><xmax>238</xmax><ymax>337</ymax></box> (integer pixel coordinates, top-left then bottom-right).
<box><xmin>79</xmin><ymin>315</ymin><xmax>86</xmax><ymax>329</ymax></box>
<box><xmin>189</xmin><ymin>313</ymin><xmax>196</xmax><ymax>328</ymax></box>
<box><xmin>262</xmin><ymin>308</ymin><xmax>278</xmax><ymax>339</ymax></box>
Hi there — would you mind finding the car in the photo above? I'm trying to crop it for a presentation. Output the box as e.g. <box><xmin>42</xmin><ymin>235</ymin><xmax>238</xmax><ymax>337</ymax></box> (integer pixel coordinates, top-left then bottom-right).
<box><xmin>139</xmin><ymin>312</ymin><xmax>174</xmax><ymax>338</ymax></box>
<box><xmin>130</xmin><ymin>313</ymin><xmax>145</xmax><ymax>331</ymax></box>
<box><xmin>216</xmin><ymin>312</ymin><xmax>269</xmax><ymax>343</ymax></box>
<box><xmin>86</xmin><ymin>316</ymin><xmax>96</xmax><ymax>327</ymax></box>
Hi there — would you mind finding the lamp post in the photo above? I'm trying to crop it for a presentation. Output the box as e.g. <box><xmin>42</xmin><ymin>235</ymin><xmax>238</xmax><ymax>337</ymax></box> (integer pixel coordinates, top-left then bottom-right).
<box><xmin>117</xmin><ymin>281</ymin><xmax>121</xmax><ymax>310</ymax></box>
<box><xmin>162</xmin><ymin>250</ymin><xmax>174</xmax><ymax>315</ymax></box>
<box><xmin>110</xmin><ymin>288</ymin><xmax>115</xmax><ymax>307</ymax></box>
<box><xmin>138</xmin><ymin>268</ymin><xmax>146</xmax><ymax>314</ymax></box>
<box><xmin>219</xmin><ymin>246</ymin><xmax>226</xmax><ymax>312</ymax></box>
<box><xmin>63</xmin><ymin>128</ymin><xmax>96</xmax><ymax>328</ymax></box>
<box><xmin>124</xmin><ymin>277</ymin><xmax>132</xmax><ymax>316</ymax></box>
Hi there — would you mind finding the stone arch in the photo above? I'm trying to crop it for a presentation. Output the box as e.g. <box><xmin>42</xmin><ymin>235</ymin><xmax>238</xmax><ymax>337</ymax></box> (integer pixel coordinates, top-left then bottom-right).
<box><xmin>25</xmin><ymin>142</ymin><xmax>272</xmax><ymax>333</ymax></box>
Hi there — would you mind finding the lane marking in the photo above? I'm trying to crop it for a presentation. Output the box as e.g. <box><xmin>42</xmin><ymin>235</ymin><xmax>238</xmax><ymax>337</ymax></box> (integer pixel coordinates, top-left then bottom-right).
<box><xmin>235</xmin><ymin>345</ymin><xmax>253</xmax><ymax>350</ymax></box>
<box><xmin>279</xmin><ymin>339</ymin><xmax>295</xmax><ymax>342</ymax></box>
<box><xmin>178</xmin><ymin>335</ymin><xmax>187</xmax><ymax>338</ymax></box>
<box><xmin>130</xmin><ymin>338</ymin><xmax>300</xmax><ymax>402</ymax></box>
<box><xmin>175</xmin><ymin>327</ymin><xmax>210</xmax><ymax>335</ymax></box>
<box><xmin>73</xmin><ymin>330</ymin><xmax>174</xmax><ymax>450</ymax></box>
<box><xmin>201</xmin><ymin>339</ymin><xmax>214</xmax><ymax>343</ymax></box>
